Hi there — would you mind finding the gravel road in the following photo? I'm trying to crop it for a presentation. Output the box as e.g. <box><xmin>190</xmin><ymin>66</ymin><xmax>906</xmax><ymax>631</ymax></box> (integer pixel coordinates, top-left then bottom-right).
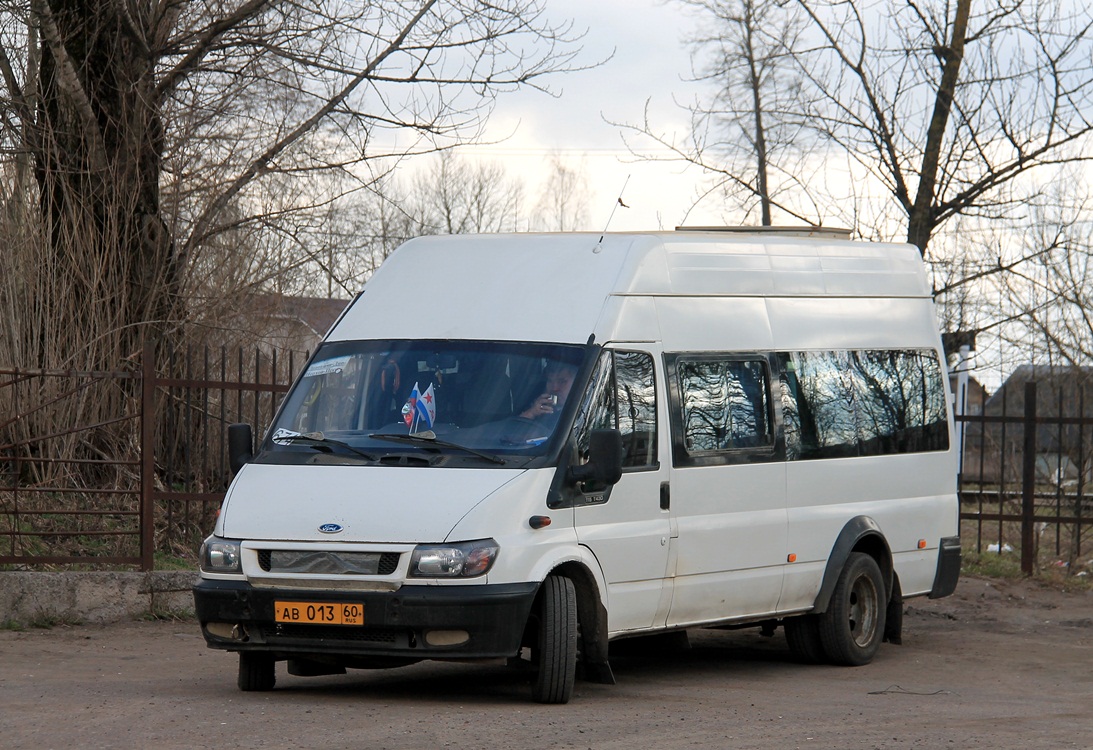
<box><xmin>1</xmin><ymin>574</ymin><xmax>1091</xmax><ymax>749</ymax></box>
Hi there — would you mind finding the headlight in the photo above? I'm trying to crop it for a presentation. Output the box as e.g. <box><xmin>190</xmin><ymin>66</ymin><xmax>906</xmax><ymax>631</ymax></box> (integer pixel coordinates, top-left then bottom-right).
<box><xmin>200</xmin><ymin>535</ymin><xmax>242</xmax><ymax>574</ymax></box>
<box><xmin>409</xmin><ymin>539</ymin><xmax>499</xmax><ymax>578</ymax></box>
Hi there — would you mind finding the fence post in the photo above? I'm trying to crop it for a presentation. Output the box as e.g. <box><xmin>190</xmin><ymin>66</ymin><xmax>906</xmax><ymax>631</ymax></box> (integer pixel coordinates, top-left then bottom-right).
<box><xmin>140</xmin><ymin>339</ymin><xmax>156</xmax><ymax>571</ymax></box>
<box><xmin>1021</xmin><ymin>381</ymin><xmax>1037</xmax><ymax>575</ymax></box>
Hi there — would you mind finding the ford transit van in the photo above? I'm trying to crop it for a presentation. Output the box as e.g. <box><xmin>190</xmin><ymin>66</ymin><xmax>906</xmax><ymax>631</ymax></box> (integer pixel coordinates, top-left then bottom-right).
<box><xmin>193</xmin><ymin>227</ymin><xmax>961</xmax><ymax>703</ymax></box>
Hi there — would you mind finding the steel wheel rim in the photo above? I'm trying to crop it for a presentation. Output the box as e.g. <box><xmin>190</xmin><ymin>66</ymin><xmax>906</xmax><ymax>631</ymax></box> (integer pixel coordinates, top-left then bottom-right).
<box><xmin>848</xmin><ymin>574</ymin><xmax>879</xmax><ymax>647</ymax></box>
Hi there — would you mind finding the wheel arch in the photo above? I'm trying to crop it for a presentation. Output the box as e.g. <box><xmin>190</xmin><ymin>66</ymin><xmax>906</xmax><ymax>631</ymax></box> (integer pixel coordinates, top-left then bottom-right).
<box><xmin>537</xmin><ymin>560</ymin><xmax>616</xmax><ymax>685</ymax></box>
<box><xmin>812</xmin><ymin>516</ymin><xmax>893</xmax><ymax>615</ymax></box>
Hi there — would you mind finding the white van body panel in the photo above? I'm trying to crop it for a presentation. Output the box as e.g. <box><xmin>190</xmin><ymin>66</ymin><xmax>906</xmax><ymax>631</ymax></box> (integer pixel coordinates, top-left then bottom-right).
<box><xmin>665</xmin><ymin>462</ymin><xmax>787</xmax><ymax>625</ymax></box>
<box><xmin>219</xmin><ymin>463</ymin><xmax>526</xmax><ymax>543</ymax></box>
<box><xmin>442</xmin><ymin>470</ymin><xmax>590</xmax><ymax>587</ymax></box>
<box><xmin>575</xmin><ymin>481</ymin><xmax>673</xmax><ymax>634</ymax></box>
<box><xmin>330</xmin><ymin>234</ymin><xmax>644</xmax><ymax>344</ymax></box>
<box><xmin>766</xmin><ymin>297</ymin><xmax>940</xmax><ymax>350</ymax></box>
<box><xmin>781</xmin><ymin>454</ymin><xmax>956</xmax><ymax>609</ymax></box>
<box><xmin>595</xmin><ymin>296</ymin><xmax>662</xmax><ymax>343</ymax></box>
<box><xmin>330</xmin><ymin>232</ymin><xmax>931</xmax><ymax>347</ymax></box>
<box><xmin>654</xmin><ymin>297</ymin><xmax>773</xmax><ymax>352</ymax></box>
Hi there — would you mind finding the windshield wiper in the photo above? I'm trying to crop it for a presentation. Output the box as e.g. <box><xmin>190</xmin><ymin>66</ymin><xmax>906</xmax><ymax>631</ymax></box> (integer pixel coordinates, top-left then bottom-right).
<box><xmin>369</xmin><ymin>431</ymin><xmax>507</xmax><ymax>465</ymax></box>
<box><xmin>274</xmin><ymin>433</ymin><xmax>377</xmax><ymax>461</ymax></box>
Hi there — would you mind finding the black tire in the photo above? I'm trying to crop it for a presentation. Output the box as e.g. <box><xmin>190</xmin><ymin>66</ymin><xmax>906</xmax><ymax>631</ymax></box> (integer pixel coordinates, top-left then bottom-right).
<box><xmin>238</xmin><ymin>652</ymin><xmax>276</xmax><ymax>691</ymax></box>
<box><xmin>784</xmin><ymin>615</ymin><xmax>826</xmax><ymax>664</ymax></box>
<box><xmin>819</xmin><ymin>552</ymin><xmax>887</xmax><ymax>666</ymax></box>
<box><xmin>531</xmin><ymin>575</ymin><xmax>578</xmax><ymax>704</ymax></box>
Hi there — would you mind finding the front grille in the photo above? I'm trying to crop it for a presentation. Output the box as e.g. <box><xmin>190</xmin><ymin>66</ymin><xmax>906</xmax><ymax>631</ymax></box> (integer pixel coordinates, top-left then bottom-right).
<box><xmin>256</xmin><ymin>550</ymin><xmax>400</xmax><ymax>576</ymax></box>
<box><xmin>260</xmin><ymin>625</ymin><xmax>401</xmax><ymax>644</ymax></box>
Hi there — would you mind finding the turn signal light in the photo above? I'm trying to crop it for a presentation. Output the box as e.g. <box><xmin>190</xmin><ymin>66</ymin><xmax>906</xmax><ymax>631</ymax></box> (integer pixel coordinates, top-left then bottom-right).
<box><xmin>529</xmin><ymin>515</ymin><xmax>551</xmax><ymax>530</ymax></box>
<box><xmin>918</xmin><ymin>539</ymin><xmax>928</xmax><ymax>549</ymax></box>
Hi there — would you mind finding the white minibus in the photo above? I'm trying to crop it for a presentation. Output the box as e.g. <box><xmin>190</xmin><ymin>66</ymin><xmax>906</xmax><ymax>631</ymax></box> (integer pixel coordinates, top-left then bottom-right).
<box><xmin>194</xmin><ymin>228</ymin><xmax>961</xmax><ymax>703</ymax></box>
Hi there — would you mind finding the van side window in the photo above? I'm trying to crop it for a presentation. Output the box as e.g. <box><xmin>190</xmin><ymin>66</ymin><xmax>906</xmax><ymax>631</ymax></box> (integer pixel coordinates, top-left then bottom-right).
<box><xmin>780</xmin><ymin>349</ymin><xmax>950</xmax><ymax>460</ymax></box>
<box><xmin>616</xmin><ymin>351</ymin><xmax>658</xmax><ymax>467</ymax></box>
<box><xmin>847</xmin><ymin>350</ymin><xmax>949</xmax><ymax>454</ymax></box>
<box><xmin>779</xmin><ymin>362</ymin><xmax>803</xmax><ymax>461</ymax></box>
<box><xmin>677</xmin><ymin>357</ymin><xmax>773</xmax><ymax>455</ymax></box>
<box><xmin>783</xmin><ymin>351</ymin><xmax>859</xmax><ymax>459</ymax></box>
<box><xmin>572</xmin><ymin>350</ymin><xmax>658</xmax><ymax>470</ymax></box>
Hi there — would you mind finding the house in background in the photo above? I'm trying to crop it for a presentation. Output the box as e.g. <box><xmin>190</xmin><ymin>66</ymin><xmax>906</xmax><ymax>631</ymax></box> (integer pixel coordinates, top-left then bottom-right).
<box><xmin>960</xmin><ymin>365</ymin><xmax>1093</xmax><ymax>487</ymax></box>
<box><xmin>949</xmin><ymin>373</ymin><xmax>990</xmax><ymax>416</ymax></box>
<box><xmin>251</xmin><ymin>294</ymin><xmax>351</xmax><ymax>357</ymax></box>
<box><xmin>194</xmin><ymin>294</ymin><xmax>350</xmax><ymax>384</ymax></box>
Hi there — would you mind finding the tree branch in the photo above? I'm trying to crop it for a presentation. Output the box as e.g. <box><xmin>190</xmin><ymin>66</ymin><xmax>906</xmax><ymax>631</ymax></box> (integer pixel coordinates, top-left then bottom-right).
<box><xmin>154</xmin><ymin>0</ymin><xmax>273</xmax><ymax>101</ymax></box>
<box><xmin>32</xmin><ymin>0</ymin><xmax>109</xmax><ymax>172</ymax></box>
<box><xmin>182</xmin><ymin>0</ymin><xmax>440</xmax><ymax>255</ymax></box>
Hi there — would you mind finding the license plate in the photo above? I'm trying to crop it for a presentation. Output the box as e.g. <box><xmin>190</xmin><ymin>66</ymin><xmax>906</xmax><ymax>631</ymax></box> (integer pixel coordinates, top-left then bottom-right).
<box><xmin>274</xmin><ymin>601</ymin><xmax>364</xmax><ymax>626</ymax></box>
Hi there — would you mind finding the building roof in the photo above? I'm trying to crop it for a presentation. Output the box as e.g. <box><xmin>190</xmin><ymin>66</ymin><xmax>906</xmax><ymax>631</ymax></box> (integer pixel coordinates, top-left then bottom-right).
<box><xmin>246</xmin><ymin>294</ymin><xmax>349</xmax><ymax>339</ymax></box>
<box><xmin>985</xmin><ymin>365</ymin><xmax>1093</xmax><ymax>416</ymax></box>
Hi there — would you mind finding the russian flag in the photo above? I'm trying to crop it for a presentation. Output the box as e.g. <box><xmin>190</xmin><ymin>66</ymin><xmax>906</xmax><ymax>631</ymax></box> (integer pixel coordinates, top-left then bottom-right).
<box><xmin>403</xmin><ymin>382</ymin><xmax>419</xmax><ymax>427</ymax></box>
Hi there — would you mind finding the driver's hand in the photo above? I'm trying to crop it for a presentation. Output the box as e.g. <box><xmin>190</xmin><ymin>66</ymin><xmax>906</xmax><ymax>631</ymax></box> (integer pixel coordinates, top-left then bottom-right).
<box><xmin>520</xmin><ymin>394</ymin><xmax>555</xmax><ymax>419</ymax></box>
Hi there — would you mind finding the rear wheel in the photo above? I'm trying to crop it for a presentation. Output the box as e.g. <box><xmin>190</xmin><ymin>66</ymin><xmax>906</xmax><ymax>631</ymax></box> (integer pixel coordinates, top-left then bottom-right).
<box><xmin>238</xmin><ymin>652</ymin><xmax>276</xmax><ymax>691</ymax></box>
<box><xmin>531</xmin><ymin>575</ymin><xmax>578</xmax><ymax>704</ymax></box>
<box><xmin>819</xmin><ymin>552</ymin><xmax>886</xmax><ymax>666</ymax></box>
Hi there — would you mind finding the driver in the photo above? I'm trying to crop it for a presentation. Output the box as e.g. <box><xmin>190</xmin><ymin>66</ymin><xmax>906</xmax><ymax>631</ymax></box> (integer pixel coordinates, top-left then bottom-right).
<box><xmin>519</xmin><ymin>362</ymin><xmax>578</xmax><ymax>424</ymax></box>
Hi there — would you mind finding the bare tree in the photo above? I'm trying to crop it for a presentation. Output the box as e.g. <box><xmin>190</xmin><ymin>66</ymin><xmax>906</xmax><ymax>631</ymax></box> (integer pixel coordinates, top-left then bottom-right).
<box><xmin>0</xmin><ymin>0</ymin><xmax>584</xmax><ymax>374</ymax></box>
<box><xmin>790</xmin><ymin>0</ymin><xmax>1093</xmax><ymax>258</ymax></box>
<box><xmin>532</xmin><ymin>153</ymin><xmax>592</xmax><ymax>231</ymax></box>
<box><xmin>0</xmin><ymin>1</ymin><xmax>585</xmax><ymax>497</ymax></box>
<box><xmin>276</xmin><ymin>151</ymin><xmax>532</xmax><ymax>297</ymax></box>
<box><xmin>995</xmin><ymin>181</ymin><xmax>1093</xmax><ymax>368</ymax></box>
<box><xmin>621</xmin><ymin>0</ymin><xmax>1093</xmax><ymax>260</ymax></box>
<box><xmin>615</xmin><ymin>0</ymin><xmax>820</xmax><ymax>226</ymax></box>
<box><xmin>401</xmin><ymin>151</ymin><xmax>528</xmax><ymax>235</ymax></box>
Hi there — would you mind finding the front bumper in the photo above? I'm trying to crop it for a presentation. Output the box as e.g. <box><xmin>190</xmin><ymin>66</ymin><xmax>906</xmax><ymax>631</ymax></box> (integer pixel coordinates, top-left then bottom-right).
<box><xmin>193</xmin><ymin>578</ymin><xmax>538</xmax><ymax>660</ymax></box>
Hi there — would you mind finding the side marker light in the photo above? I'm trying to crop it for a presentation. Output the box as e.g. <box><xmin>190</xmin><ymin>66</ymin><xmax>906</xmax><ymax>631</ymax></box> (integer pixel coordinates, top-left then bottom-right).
<box><xmin>529</xmin><ymin>515</ymin><xmax>551</xmax><ymax>530</ymax></box>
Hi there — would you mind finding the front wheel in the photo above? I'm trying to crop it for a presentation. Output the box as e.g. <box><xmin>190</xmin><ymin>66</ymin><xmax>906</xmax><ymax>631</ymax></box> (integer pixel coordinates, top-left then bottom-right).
<box><xmin>238</xmin><ymin>652</ymin><xmax>276</xmax><ymax>691</ymax></box>
<box><xmin>819</xmin><ymin>552</ymin><xmax>887</xmax><ymax>666</ymax></box>
<box><xmin>531</xmin><ymin>575</ymin><xmax>578</xmax><ymax>704</ymax></box>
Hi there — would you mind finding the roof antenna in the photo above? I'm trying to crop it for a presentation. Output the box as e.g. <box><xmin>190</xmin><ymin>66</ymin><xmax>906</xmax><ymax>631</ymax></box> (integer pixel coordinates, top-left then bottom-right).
<box><xmin>595</xmin><ymin>175</ymin><xmax>631</xmax><ymax>252</ymax></box>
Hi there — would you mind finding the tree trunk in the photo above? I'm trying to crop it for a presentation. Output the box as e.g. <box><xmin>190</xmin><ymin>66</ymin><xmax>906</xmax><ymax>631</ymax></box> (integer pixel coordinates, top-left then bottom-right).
<box><xmin>744</xmin><ymin>1</ymin><xmax>772</xmax><ymax>226</ymax></box>
<box><xmin>906</xmin><ymin>0</ymin><xmax>972</xmax><ymax>257</ymax></box>
<box><xmin>34</xmin><ymin>0</ymin><xmax>177</xmax><ymax>371</ymax></box>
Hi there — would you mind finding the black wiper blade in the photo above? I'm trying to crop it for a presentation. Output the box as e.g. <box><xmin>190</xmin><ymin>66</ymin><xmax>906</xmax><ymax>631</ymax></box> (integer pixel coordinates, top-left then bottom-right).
<box><xmin>275</xmin><ymin>433</ymin><xmax>376</xmax><ymax>461</ymax></box>
<box><xmin>369</xmin><ymin>431</ymin><xmax>506</xmax><ymax>465</ymax></box>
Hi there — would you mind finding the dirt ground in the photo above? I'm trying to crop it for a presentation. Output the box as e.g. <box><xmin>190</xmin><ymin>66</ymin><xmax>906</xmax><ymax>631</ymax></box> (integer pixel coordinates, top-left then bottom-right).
<box><xmin>1</xmin><ymin>574</ymin><xmax>1091</xmax><ymax>750</ymax></box>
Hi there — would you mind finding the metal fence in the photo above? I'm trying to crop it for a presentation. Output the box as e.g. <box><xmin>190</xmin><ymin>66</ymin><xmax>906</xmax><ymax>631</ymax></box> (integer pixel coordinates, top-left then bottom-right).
<box><xmin>0</xmin><ymin>342</ymin><xmax>301</xmax><ymax>570</ymax></box>
<box><xmin>4</xmin><ymin>354</ymin><xmax>1091</xmax><ymax>575</ymax></box>
<box><xmin>957</xmin><ymin>380</ymin><xmax>1092</xmax><ymax>575</ymax></box>
<box><xmin>0</xmin><ymin>364</ymin><xmax>144</xmax><ymax>567</ymax></box>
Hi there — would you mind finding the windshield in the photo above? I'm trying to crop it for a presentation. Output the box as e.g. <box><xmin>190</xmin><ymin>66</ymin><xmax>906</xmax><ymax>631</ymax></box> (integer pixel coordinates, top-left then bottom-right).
<box><xmin>263</xmin><ymin>340</ymin><xmax>589</xmax><ymax>465</ymax></box>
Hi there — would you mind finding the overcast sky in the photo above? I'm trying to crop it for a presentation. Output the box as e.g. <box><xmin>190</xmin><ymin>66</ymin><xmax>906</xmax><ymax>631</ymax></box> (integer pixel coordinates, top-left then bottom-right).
<box><xmin>462</xmin><ymin>0</ymin><xmax>724</xmax><ymax>231</ymax></box>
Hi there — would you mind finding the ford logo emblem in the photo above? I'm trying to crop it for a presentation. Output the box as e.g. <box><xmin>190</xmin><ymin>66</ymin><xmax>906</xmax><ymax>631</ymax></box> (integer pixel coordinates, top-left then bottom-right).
<box><xmin>318</xmin><ymin>523</ymin><xmax>343</xmax><ymax>534</ymax></box>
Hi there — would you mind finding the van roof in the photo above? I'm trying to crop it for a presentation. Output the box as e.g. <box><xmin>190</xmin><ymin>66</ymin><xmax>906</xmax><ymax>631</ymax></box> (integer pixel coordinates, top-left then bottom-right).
<box><xmin>328</xmin><ymin>231</ymin><xmax>932</xmax><ymax>344</ymax></box>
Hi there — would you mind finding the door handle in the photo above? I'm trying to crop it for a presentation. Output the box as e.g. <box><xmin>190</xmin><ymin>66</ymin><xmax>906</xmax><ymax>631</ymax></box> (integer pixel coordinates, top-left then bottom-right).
<box><xmin>660</xmin><ymin>481</ymin><xmax>670</xmax><ymax>510</ymax></box>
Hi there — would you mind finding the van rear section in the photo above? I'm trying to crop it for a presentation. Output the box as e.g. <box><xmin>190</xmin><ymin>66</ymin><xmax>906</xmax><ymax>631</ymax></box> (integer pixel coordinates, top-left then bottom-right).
<box><xmin>193</xmin><ymin>228</ymin><xmax>960</xmax><ymax>703</ymax></box>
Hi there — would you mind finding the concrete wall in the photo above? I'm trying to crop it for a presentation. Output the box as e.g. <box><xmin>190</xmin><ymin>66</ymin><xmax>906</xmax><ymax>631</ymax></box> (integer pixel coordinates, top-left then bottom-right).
<box><xmin>0</xmin><ymin>571</ymin><xmax>197</xmax><ymax>627</ymax></box>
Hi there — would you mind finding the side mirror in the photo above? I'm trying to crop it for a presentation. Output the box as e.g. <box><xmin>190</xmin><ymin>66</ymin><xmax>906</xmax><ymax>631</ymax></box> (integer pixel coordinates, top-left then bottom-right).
<box><xmin>568</xmin><ymin>429</ymin><xmax>624</xmax><ymax>488</ymax></box>
<box><xmin>228</xmin><ymin>423</ymin><xmax>253</xmax><ymax>476</ymax></box>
